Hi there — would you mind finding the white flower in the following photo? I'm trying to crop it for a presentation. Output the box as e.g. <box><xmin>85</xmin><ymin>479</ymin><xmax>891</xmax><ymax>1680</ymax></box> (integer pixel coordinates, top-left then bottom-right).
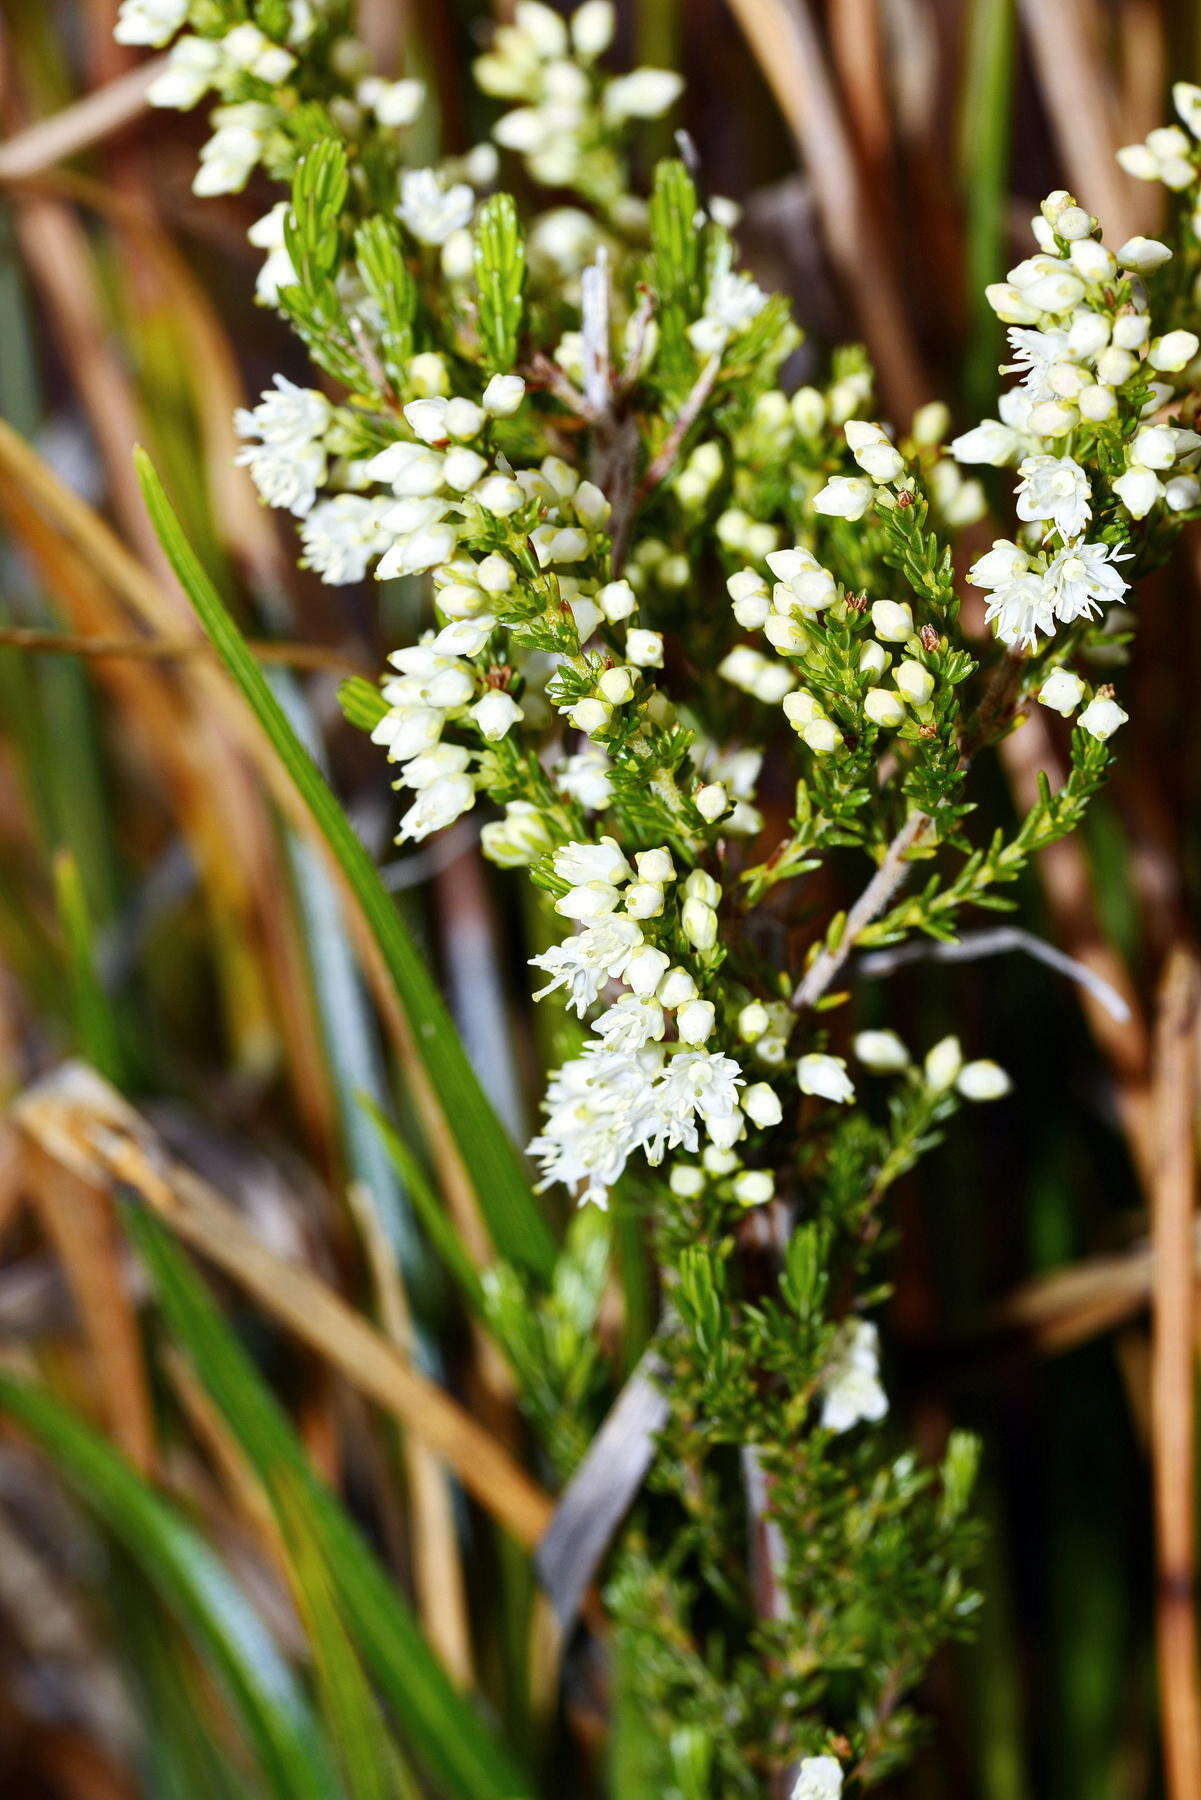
<box><xmin>969</xmin><ymin>542</ymin><xmax>1053</xmax><ymax>648</ymax></box>
<box><xmin>1044</xmin><ymin>541</ymin><xmax>1128</xmax><ymax>625</ymax></box>
<box><xmin>854</xmin><ymin>1030</ymin><xmax>910</xmax><ymax>1072</ymax></box>
<box><xmin>236</xmin><ymin>376</ymin><xmax>330</xmax><ymax>449</ymax></box>
<box><xmin>957</xmin><ymin>1060</ymin><xmax>1011</xmax><ymax>1101</ymax></box>
<box><xmin>813</xmin><ymin>475</ymin><xmax>873</xmax><ymax>520</ymax></box>
<box><xmin>482</xmin><ymin>373</ymin><xmax>526</xmax><ymax>417</ymax></box>
<box><xmin>528</xmin><ymin>1045</ymin><xmax>659</xmax><ymax>1206</ymax></box>
<box><xmin>236</xmin><ymin>440</ymin><xmax>325</xmax><ymax>516</ymax></box>
<box><xmin>595</xmin><ymin>995</ymin><xmax>665</xmax><ymax>1051</ymax></box>
<box><xmin>556</xmin><ymin>748</ymin><xmax>613</xmax><ymax>809</ymax></box>
<box><xmin>653</xmin><ymin>1049</ymin><xmax>745</xmax><ymax>1154</ymax></box>
<box><xmin>864</xmin><ymin>688</ymin><xmax>905</xmax><ymax>728</ymax></box>
<box><xmin>398</xmin><ymin>169</ymin><xmax>475</xmax><ymax>245</ymax></box>
<box><xmin>148</xmin><ymin>35</ymin><xmax>223</xmax><ymax>108</ymax></box>
<box><xmin>1037</xmin><ymin>668</ymin><xmax>1086</xmax><ymax>717</ymax></box>
<box><xmin>798</xmin><ymin>1054</ymin><xmax>855</xmax><ymax>1104</ymax></box>
<box><xmin>603</xmin><ymin>68</ymin><xmax>684</xmax><ymax>120</ymax></box>
<box><xmin>358</xmin><ymin>76</ymin><xmax>425</xmax><ymax>129</ymax></box>
<box><xmin>572</xmin><ymin>1</ymin><xmax>616</xmax><ymax>58</ymax></box>
<box><xmin>688</xmin><ymin>267</ymin><xmax>769</xmax><ymax>354</ymax></box>
<box><xmin>626</xmin><ymin>628</ymin><xmax>663</xmax><ymax>667</ymax></box>
<box><xmin>472</xmin><ymin>690</ymin><xmax>524</xmax><ymax>740</ymax></box>
<box><xmin>791</xmin><ymin>1756</ymin><xmax>844</xmax><ymax>1800</ymax></box>
<box><xmin>676</xmin><ymin>999</ymin><xmax>717</xmax><ymax>1045</ymax></box>
<box><xmin>1005</xmin><ymin>324</ymin><xmax>1071</xmax><ymax>400</ymax></box>
<box><xmin>195</xmin><ymin>122</ymin><xmax>263</xmax><ymax>197</ymax></box>
<box><xmin>1078</xmin><ymin>692</ymin><xmax>1128</xmax><ymax>740</ymax></box>
<box><xmin>741</xmin><ymin>1081</ymin><xmax>783</xmax><ymax>1128</ymax></box>
<box><xmin>248</xmin><ymin>203</ymin><xmax>297</xmax><ymax>303</ymax></box>
<box><xmin>300</xmin><ymin>496</ymin><xmax>390</xmax><ymax>584</ymax></box>
<box><xmin>1114</xmin><ymin>465</ymin><xmax>1163</xmax><ymax>519</ymax></box>
<box><xmin>1117</xmin><ymin>235</ymin><xmax>1172</xmax><ymax>272</ymax></box>
<box><xmin>1016</xmin><ymin>454</ymin><xmax>1091</xmax><ymax>540</ymax></box>
<box><xmin>924</xmin><ymin>1035</ymin><xmax>963</xmax><ymax>1091</ymax></box>
<box><xmin>371</xmin><ymin>703</ymin><xmax>443</xmax><ymax>763</ymax></box>
<box><xmin>396</xmin><ymin>774</ymin><xmax>475</xmax><ymax>843</ymax></box>
<box><xmin>821</xmin><ymin>1320</ymin><xmax>887</xmax><ymax>1433</ymax></box>
<box><xmin>115</xmin><ymin>0</ymin><xmax>187</xmax><ymax>46</ymax></box>
<box><xmin>951</xmin><ymin>417</ymin><xmax>1023</xmax><ymax>466</ymax></box>
<box><xmin>895</xmin><ymin>659</ymin><xmax>934</xmax><ymax>705</ymax></box>
<box><xmin>481</xmin><ymin>800</ymin><xmax>553</xmax><ymax>867</ymax></box>
<box><xmin>553</xmin><ymin>838</ymin><xmax>631</xmax><ymax>887</ymax></box>
<box><xmin>870</xmin><ymin>600</ymin><xmax>914</xmax><ymax>642</ymax></box>
<box><xmin>845</xmin><ymin>419</ymin><xmax>905</xmax><ymax>483</ymax></box>
<box><xmin>530</xmin><ymin>917</ymin><xmax>644</xmax><ymax>1015</ymax></box>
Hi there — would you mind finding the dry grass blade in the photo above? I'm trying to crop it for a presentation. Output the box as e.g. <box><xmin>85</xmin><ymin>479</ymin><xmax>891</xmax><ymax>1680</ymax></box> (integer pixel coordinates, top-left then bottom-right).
<box><xmin>1016</xmin><ymin>0</ymin><xmax>1146</xmax><ymax>241</ymax></box>
<box><xmin>12</xmin><ymin>1063</ymin><xmax>555</xmax><ymax>1550</ymax></box>
<box><xmin>0</xmin><ymin>626</ymin><xmax>367</xmax><ymax>675</ymax></box>
<box><xmin>347</xmin><ymin>1179</ymin><xmax>474</xmax><ymax>1688</ymax></box>
<box><xmin>723</xmin><ymin>0</ymin><xmax>928</xmax><ymax>419</ymax></box>
<box><xmin>1150</xmin><ymin>946</ymin><xmax>1201</xmax><ymax>1800</ymax></box>
<box><xmin>0</xmin><ymin>59</ymin><xmax>164</xmax><ymax>182</ymax></box>
<box><xmin>23</xmin><ymin>1137</ymin><xmax>155</xmax><ymax>1475</ymax></box>
<box><xmin>976</xmin><ymin>1221</ymin><xmax>1201</xmax><ymax>1356</ymax></box>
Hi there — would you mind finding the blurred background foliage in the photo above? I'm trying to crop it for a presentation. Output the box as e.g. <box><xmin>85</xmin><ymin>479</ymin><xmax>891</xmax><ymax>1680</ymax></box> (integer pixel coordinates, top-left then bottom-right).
<box><xmin>0</xmin><ymin>1</ymin><xmax>1197</xmax><ymax>1797</ymax></box>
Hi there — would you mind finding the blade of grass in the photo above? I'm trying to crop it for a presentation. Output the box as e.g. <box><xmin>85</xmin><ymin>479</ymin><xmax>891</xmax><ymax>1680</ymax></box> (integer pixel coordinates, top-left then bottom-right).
<box><xmin>959</xmin><ymin>0</ymin><xmax>1015</xmax><ymax>416</ymax></box>
<box><xmin>14</xmin><ymin>1061</ymin><xmax>554</xmax><ymax>1546</ymax></box>
<box><xmin>134</xmin><ymin>449</ymin><xmax>555</xmax><ymax>1283</ymax></box>
<box><xmin>0</xmin><ymin>1372</ymin><xmax>341</xmax><ymax>1800</ymax></box>
<box><xmin>274</xmin><ymin>1469</ymin><xmax>414</xmax><ymax>1800</ymax></box>
<box><xmin>53</xmin><ymin>847</ymin><xmax>124</xmax><ymax>1085</ymax></box>
<box><xmin>360</xmin><ymin>1095</ymin><xmax>488</xmax><ymax>1316</ymax></box>
<box><xmin>121</xmin><ymin>1200</ymin><xmax>537</xmax><ymax>1800</ymax></box>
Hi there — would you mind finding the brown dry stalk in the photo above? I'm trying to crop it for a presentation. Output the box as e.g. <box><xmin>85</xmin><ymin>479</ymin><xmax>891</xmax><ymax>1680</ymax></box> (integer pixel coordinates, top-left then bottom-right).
<box><xmin>0</xmin><ymin>59</ymin><xmax>164</xmax><ymax>183</ymax></box>
<box><xmin>0</xmin><ymin>624</ymin><xmax>367</xmax><ymax>676</ymax></box>
<box><xmin>13</xmin><ymin>1062</ymin><xmax>555</xmax><ymax>1550</ymax></box>
<box><xmin>24</xmin><ymin>1137</ymin><xmax>156</xmax><ymax>1476</ymax></box>
<box><xmin>347</xmin><ymin>1178</ymin><xmax>475</xmax><ymax>1687</ymax></box>
<box><xmin>1150</xmin><ymin>946</ymin><xmax>1201</xmax><ymax>1800</ymax></box>
<box><xmin>1016</xmin><ymin>0</ymin><xmax>1148</xmax><ymax>242</ymax></box>
<box><xmin>723</xmin><ymin>0</ymin><xmax>927</xmax><ymax>421</ymax></box>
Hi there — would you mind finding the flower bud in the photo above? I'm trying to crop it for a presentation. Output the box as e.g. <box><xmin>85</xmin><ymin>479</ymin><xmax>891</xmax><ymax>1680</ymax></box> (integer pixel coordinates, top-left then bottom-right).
<box><xmin>895</xmin><ymin>659</ymin><xmax>935</xmax><ymax>705</ymax></box>
<box><xmin>676</xmin><ymin>999</ymin><xmax>716</xmax><ymax>1044</ymax></box>
<box><xmin>854</xmin><ymin>1029</ymin><xmax>910</xmax><ymax>1071</ymax></box>
<box><xmin>658</xmin><ymin>965</ymin><xmax>699</xmax><ymax>1008</ymax></box>
<box><xmin>798</xmin><ymin>1053</ymin><xmax>855</xmax><ymax>1104</ymax></box>
<box><xmin>681</xmin><ymin>897</ymin><xmax>718</xmax><ymax>951</ymax></box>
<box><xmin>732</xmin><ymin>1169</ymin><xmax>774</xmax><ymax>1207</ymax></box>
<box><xmin>624</xmin><ymin>944</ymin><xmax>671</xmax><ymax>996</ymax></box>
<box><xmin>864</xmin><ymin>687</ymin><xmax>906</xmax><ymax>728</ymax></box>
<box><xmin>1038</xmin><ymin>668</ymin><xmax>1086</xmax><ymax>716</ymax></box>
<box><xmin>924</xmin><ymin>1035</ymin><xmax>963</xmax><ymax>1092</ymax></box>
<box><xmin>871</xmin><ymin>600</ymin><xmax>914</xmax><ymax>642</ymax></box>
<box><xmin>742</xmin><ymin>1082</ymin><xmax>783</xmax><ymax>1127</ymax></box>
<box><xmin>957</xmin><ymin>1060</ymin><xmax>1012</xmax><ymax>1101</ymax></box>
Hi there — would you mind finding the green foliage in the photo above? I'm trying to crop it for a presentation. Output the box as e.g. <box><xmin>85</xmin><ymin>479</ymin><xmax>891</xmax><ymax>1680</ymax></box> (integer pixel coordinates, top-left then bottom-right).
<box><xmin>474</xmin><ymin>194</ymin><xmax>526</xmax><ymax>373</ymax></box>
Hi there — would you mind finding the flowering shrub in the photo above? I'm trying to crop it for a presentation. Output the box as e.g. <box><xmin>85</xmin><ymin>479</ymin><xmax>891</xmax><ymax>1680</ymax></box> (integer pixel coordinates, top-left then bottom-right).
<box><xmin>116</xmin><ymin>0</ymin><xmax>1201</xmax><ymax>1789</ymax></box>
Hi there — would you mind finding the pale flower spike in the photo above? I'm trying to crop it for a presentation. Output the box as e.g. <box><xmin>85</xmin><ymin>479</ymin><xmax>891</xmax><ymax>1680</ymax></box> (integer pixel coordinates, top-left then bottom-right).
<box><xmin>129</xmin><ymin>0</ymin><xmax>1200</xmax><ymax>1784</ymax></box>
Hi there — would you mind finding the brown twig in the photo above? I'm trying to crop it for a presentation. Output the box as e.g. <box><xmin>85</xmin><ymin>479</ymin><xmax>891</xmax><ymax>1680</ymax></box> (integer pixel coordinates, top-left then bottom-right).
<box><xmin>0</xmin><ymin>623</ymin><xmax>369</xmax><ymax>676</ymax></box>
<box><xmin>1150</xmin><ymin>947</ymin><xmax>1201</xmax><ymax>1800</ymax></box>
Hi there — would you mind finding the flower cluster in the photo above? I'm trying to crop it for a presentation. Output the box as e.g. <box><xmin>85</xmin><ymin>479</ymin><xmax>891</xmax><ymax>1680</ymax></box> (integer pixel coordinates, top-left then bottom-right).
<box><xmin>133</xmin><ymin>0</ymin><xmax>1201</xmax><ymax>1787</ymax></box>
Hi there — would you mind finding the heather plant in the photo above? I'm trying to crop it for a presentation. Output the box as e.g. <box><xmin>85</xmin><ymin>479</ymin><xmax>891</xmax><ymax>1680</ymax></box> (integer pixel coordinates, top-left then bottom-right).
<box><xmin>78</xmin><ymin>0</ymin><xmax>1201</xmax><ymax>1792</ymax></box>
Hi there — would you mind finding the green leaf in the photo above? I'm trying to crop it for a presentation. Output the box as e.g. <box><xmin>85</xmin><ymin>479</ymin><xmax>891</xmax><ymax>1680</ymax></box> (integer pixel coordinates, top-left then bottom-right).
<box><xmin>135</xmin><ymin>451</ymin><xmax>555</xmax><ymax>1282</ymax></box>
<box><xmin>123</xmin><ymin>1204</ymin><xmax>535</xmax><ymax>1800</ymax></box>
<box><xmin>474</xmin><ymin>194</ymin><xmax>526</xmax><ymax>373</ymax></box>
<box><xmin>355</xmin><ymin>217</ymin><xmax>416</xmax><ymax>383</ymax></box>
<box><xmin>0</xmin><ymin>1373</ymin><xmax>340</xmax><ymax>1800</ymax></box>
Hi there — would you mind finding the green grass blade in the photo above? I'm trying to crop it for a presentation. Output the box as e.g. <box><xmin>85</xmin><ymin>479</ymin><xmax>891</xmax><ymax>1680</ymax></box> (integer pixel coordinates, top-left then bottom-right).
<box><xmin>123</xmin><ymin>1203</ymin><xmax>535</xmax><ymax>1800</ymax></box>
<box><xmin>359</xmin><ymin>1093</ymin><xmax>487</xmax><ymax>1315</ymax></box>
<box><xmin>0</xmin><ymin>1373</ymin><xmax>340</xmax><ymax>1800</ymax></box>
<box><xmin>134</xmin><ymin>448</ymin><xmax>555</xmax><ymax>1283</ymax></box>
<box><xmin>958</xmin><ymin>0</ymin><xmax>1014</xmax><ymax>415</ymax></box>
<box><xmin>274</xmin><ymin>1470</ymin><xmax>413</xmax><ymax>1800</ymax></box>
<box><xmin>53</xmin><ymin>846</ymin><xmax>125</xmax><ymax>1084</ymax></box>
